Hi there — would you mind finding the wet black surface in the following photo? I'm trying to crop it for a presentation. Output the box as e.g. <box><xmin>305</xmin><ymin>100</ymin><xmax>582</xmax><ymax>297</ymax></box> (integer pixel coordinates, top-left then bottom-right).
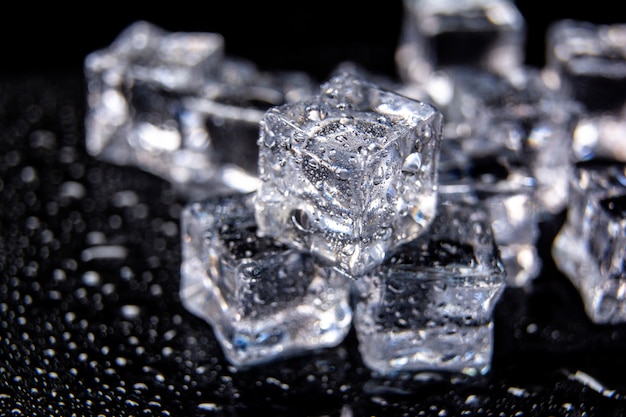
<box><xmin>2</xmin><ymin>3</ymin><xmax>626</xmax><ymax>416</ymax></box>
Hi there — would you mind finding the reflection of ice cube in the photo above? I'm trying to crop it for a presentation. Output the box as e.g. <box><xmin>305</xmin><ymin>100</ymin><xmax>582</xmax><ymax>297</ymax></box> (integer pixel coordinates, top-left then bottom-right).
<box><xmin>254</xmin><ymin>72</ymin><xmax>443</xmax><ymax>277</ymax></box>
<box><xmin>439</xmin><ymin>144</ymin><xmax>541</xmax><ymax>288</ymax></box>
<box><xmin>353</xmin><ymin>197</ymin><xmax>506</xmax><ymax>376</ymax></box>
<box><xmin>545</xmin><ymin>20</ymin><xmax>626</xmax><ymax>163</ymax></box>
<box><xmin>179</xmin><ymin>192</ymin><xmax>353</xmax><ymax>368</ymax></box>
<box><xmin>552</xmin><ymin>162</ymin><xmax>626</xmax><ymax>324</ymax></box>
<box><xmin>396</xmin><ymin>0</ymin><xmax>526</xmax><ymax>84</ymax></box>
<box><xmin>85</xmin><ymin>20</ymin><xmax>316</xmax><ymax>199</ymax></box>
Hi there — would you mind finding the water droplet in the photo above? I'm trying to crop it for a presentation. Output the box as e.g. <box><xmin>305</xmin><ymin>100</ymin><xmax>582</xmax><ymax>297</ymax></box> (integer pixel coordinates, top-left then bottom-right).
<box><xmin>291</xmin><ymin>209</ymin><xmax>313</xmax><ymax>233</ymax></box>
<box><xmin>306</xmin><ymin>105</ymin><xmax>325</xmax><ymax>121</ymax></box>
<box><xmin>292</xmin><ymin>130</ymin><xmax>307</xmax><ymax>143</ymax></box>
<box><xmin>81</xmin><ymin>245</ymin><xmax>128</xmax><ymax>262</ymax></box>
<box><xmin>59</xmin><ymin>181</ymin><xmax>86</xmax><ymax>199</ymax></box>
<box><xmin>402</xmin><ymin>152</ymin><xmax>422</xmax><ymax>174</ymax></box>
<box><xmin>335</xmin><ymin>167</ymin><xmax>350</xmax><ymax>181</ymax></box>
<box><xmin>377</xmin><ymin>227</ymin><xmax>392</xmax><ymax>240</ymax></box>
<box><xmin>198</xmin><ymin>403</ymin><xmax>219</xmax><ymax>412</ymax></box>
<box><xmin>112</xmin><ymin>190</ymin><xmax>139</xmax><ymax>207</ymax></box>
<box><xmin>120</xmin><ymin>304</ymin><xmax>141</xmax><ymax>319</ymax></box>
<box><xmin>306</xmin><ymin>157</ymin><xmax>319</xmax><ymax>170</ymax></box>
<box><xmin>21</xmin><ymin>166</ymin><xmax>38</xmax><ymax>183</ymax></box>
<box><xmin>81</xmin><ymin>271</ymin><xmax>101</xmax><ymax>286</ymax></box>
<box><xmin>242</xmin><ymin>264</ymin><xmax>261</xmax><ymax>278</ymax></box>
<box><xmin>418</xmin><ymin>123</ymin><xmax>433</xmax><ymax>140</ymax></box>
<box><xmin>373</xmin><ymin>165</ymin><xmax>385</xmax><ymax>185</ymax></box>
<box><xmin>266</xmin><ymin>376</ymin><xmax>290</xmax><ymax>390</ymax></box>
<box><xmin>263</xmin><ymin>131</ymin><xmax>276</xmax><ymax>147</ymax></box>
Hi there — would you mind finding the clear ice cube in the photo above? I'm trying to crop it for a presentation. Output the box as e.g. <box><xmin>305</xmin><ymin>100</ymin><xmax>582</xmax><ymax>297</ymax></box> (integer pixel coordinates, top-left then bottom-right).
<box><xmin>179</xmin><ymin>192</ymin><xmax>353</xmax><ymax>368</ymax></box>
<box><xmin>438</xmin><ymin>143</ymin><xmax>542</xmax><ymax>288</ymax></box>
<box><xmin>254</xmin><ymin>72</ymin><xmax>444</xmax><ymax>277</ymax></box>
<box><xmin>438</xmin><ymin>66</ymin><xmax>581</xmax><ymax>216</ymax></box>
<box><xmin>84</xmin><ymin>20</ymin><xmax>316</xmax><ymax>199</ymax></box>
<box><xmin>429</xmin><ymin>66</ymin><xmax>584</xmax><ymax>285</ymax></box>
<box><xmin>545</xmin><ymin>19</ymin><xmax>626</xmax><ymax>114</ymax></box>
<box><xmin>552</xmin><ymin>162</ymin><xmax>626</xmax><ymax>324</ymax></box>
<box><xmin>395</xmin><ymin>0</ymin><xmax>526</xmax><ymax>84</ymax></box>
<box><xmin>545</xmin><ymin>20</ymin><xmax>626</xmax><ymax>163</ymax></box>
<box><xmin>353</xmin><ymin>197</ymin><xmax>506</xmax><ymax>376</ymax></box>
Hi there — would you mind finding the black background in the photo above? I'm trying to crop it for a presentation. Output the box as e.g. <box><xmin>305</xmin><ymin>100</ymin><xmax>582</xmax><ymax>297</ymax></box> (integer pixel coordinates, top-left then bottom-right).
<box><xmin>0</xmin><ymin>1</ymin><xmax>623</xmax><ymax>80</ymax></box>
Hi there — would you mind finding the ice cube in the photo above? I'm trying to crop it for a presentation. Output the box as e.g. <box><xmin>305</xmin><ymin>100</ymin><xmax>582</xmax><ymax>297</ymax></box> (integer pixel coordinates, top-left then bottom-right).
<box><xmin>396</xmin><ymin>0</ymin><xmax>526</xmax><ymax>84</ymax></box>
<box><xmin>353</xmin><ymin>197</ymin><xmax>506</xmax><ymax>376</ymax></box>
<box><xmin>438</xmin><ymin>66</ymin><xmax>581</xmax><ymax>216</ymax></box>
<box><xmin>552</xmin><ymin>162</ymin><xmax>626</xmax><ymax>324</ymax></box>
<box><xmin>254</xmin><ymin>72</ymin><xmax>443</xmax><ymax>277</ymax></box>
<box><xmin>545</xmin><ymin>19</ymin><xmax>626</xmax><ymax>163</ymax></box>
<box><xmin>438</xmin><ymin>141</ymin><xmax>541</xmax><ymax>288</ymax></box>
<box><xmin>179</xmin><ymin>192</ymin><xmax>353</xmax><ymax>367</ymax></box>
<box><xmin>84</xmin><ymin>20</ymin><xmax>316</xmax><ymax>199</ymax></box>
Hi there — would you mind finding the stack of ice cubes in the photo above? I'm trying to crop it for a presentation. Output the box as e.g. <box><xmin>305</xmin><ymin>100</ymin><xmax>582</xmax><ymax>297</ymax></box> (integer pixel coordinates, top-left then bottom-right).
<box><xmin>180</xmin><ymin>72</ymin><xmax>507</xmax><ymax>376</ymax></box>
<box><xmin>84</xmin><ymin>0</ymin><xmax>625</xmax><ymax>377</ymax></box>
<box><xmin>82</xmin><ymin>7</ymin><xmax>511</xmax><ymax>377</ymax></box>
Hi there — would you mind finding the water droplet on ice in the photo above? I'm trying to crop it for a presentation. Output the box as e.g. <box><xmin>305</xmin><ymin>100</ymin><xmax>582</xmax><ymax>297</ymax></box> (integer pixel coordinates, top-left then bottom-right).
<box><xmin>402</xmin><ymin>153</ymin><xmax>422</xmax><ymax>174</ymax></box>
